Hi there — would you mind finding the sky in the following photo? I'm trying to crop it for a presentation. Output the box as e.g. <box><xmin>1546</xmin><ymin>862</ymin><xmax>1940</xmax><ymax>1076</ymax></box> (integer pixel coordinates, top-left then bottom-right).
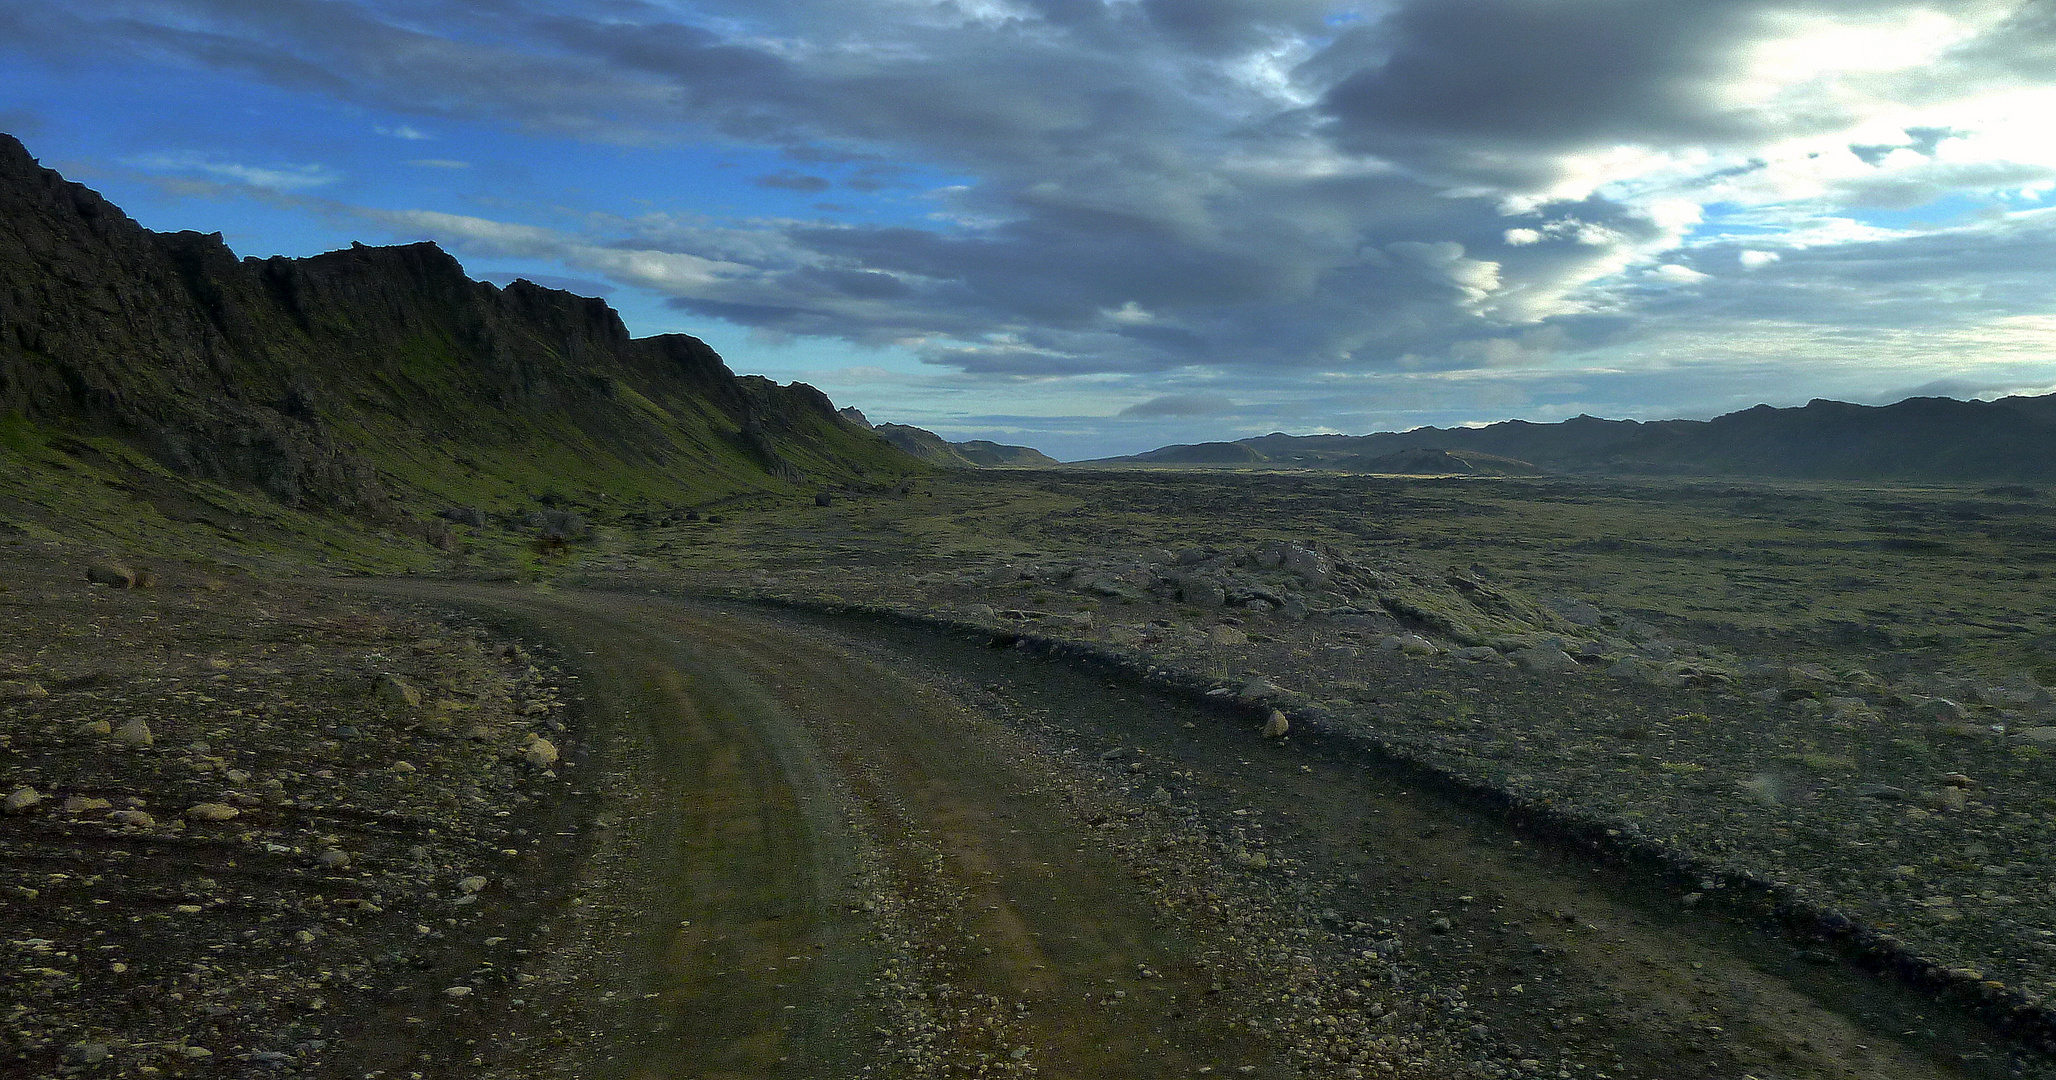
<box><xmin>4</xmin><ymin>1</ymin><xmax>2056</xmax><ymax>460</ymax></box>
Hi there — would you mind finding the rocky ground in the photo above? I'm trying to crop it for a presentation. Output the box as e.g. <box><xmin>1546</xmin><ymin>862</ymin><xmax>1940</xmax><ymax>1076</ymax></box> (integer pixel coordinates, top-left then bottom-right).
<box><xmin>620</xmin><ymin>528</ymin><xmax>2056</xmax><ymax>1034</ymax></box>
<box><xmin>9</xmin><ymin>467</ymin><xmax>2056</xmax><ymax>1079</ymax></box>
<box><xmin>0</xmin><ymin>536</ymin><xmax>589</xmax><ymax>1077</ymax></box>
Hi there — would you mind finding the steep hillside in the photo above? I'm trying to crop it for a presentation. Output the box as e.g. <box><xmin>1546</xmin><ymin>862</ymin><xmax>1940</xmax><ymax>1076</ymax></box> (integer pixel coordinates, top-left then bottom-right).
<box><xmin>873</xmin><ymin>423</ymin><xmax>1057</xmax><ymax>467</ymax></box>
<box><xmin>952</xmin><ymin>440</ymin><xmax>1060</xmax><ymax>467</ymax></box>
<box><xmin>875</xmin><ymin>423</ymin><xmax>981</xmax><ymax>467</ymax></box>
<box><xmin>0</xmin><ymin>134</ymin><xmax>914</xmax><ymax>560</ymax></box>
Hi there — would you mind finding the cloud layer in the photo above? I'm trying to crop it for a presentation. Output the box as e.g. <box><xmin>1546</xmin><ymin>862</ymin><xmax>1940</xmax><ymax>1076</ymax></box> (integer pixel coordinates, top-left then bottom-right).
<box><xmin>6</xmin><ymin>0</ymin><xmax>2056</xmax><ymax>455</ymax></box>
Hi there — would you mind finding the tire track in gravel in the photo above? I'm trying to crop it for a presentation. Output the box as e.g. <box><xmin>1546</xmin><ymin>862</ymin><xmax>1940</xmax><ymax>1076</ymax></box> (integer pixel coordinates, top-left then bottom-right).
<box><xmin>343</xmin><ymin>581</ymin><xmax>1287</xmax><ymax>1078</ymax></box>
<box><xmin>338</xmin><ymin>580</ymin><xmax>2021</xmax><ymax>1080</ymax></box>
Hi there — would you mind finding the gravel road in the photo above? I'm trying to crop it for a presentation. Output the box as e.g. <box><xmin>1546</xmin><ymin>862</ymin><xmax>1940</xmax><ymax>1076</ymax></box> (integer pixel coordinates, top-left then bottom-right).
<box><xmin>323</xmin><ymin>581</ymin><xmax>2035</xmax><ymax>1080</ymax></box>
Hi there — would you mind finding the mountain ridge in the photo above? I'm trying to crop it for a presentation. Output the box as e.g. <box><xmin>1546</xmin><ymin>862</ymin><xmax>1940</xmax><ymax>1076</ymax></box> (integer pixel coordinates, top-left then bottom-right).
<box><xmin>1090</xmin><ymin>393</ymin><xmax>2056</xmax><ymax>481</ymax></box>
<box><xmin>0</xmin><ymin>133</ymin><xmax>914</xmax><ymax>551</ymax></box>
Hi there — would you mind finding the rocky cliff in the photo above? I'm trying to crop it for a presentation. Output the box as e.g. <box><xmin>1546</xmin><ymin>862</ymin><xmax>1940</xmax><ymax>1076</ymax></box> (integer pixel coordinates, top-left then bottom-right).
<box><xmin>0</xmin><ymin>134</ymin><xmax>912</xmax><ymax>527</ymax></box>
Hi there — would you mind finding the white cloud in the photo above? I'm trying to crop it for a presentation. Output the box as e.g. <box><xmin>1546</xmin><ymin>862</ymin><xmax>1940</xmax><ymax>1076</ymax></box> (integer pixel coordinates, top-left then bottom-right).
<box><xmin>130</xmin><ymin>152</ymin><xmax>338</xmax><ymax>191</ymax></box>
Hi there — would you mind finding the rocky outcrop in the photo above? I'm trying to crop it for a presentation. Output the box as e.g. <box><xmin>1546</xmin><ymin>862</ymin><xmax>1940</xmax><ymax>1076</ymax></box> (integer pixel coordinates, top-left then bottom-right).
<box><xmin>0</xmin><ymin>133</ymin><xmax>913</xmax><ymax>518</ymax></box>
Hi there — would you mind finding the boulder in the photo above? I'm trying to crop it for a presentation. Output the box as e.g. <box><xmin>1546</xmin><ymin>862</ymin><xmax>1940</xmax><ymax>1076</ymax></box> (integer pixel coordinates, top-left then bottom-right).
<box><xmin>4</xmin><ymin>787</ymin><xmax>43</xmax><ymax>814</ymax></box>
<box><xmin>1178</xmin><ymin>574</ymin><xmax>1228</xmax><ymax>608</ymax></box>
<box><xmin>1379</xmin><ymin>634</ymin><xmax>1438</xmax><ymax>656</ymax></box>
<box><xmin>0</xmin><ymin>679</ymin><xmax>47</xmax><ymax>700</ymax></box>
<box><xmin>85</xmin><ymin>562</ymin><xmax>137</xmax><ymax>587</ymax></box>
<box><xmin>1512</xmin><ymin>647</ymin><xmax>1580</xmax><ymax>675</ymax></box>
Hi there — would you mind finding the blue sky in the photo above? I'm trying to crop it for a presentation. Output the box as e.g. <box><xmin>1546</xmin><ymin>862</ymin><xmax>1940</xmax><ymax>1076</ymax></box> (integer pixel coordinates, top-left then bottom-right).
<box><xmin>5</xmin><ymin>1</ymin><xmax>2056</xmax><ymax>460</ymax></box>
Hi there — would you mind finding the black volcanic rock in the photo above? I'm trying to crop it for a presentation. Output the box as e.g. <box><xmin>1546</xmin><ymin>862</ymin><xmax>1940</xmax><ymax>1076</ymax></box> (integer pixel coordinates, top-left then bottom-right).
<box><xmin>1337</xmin><ymin>447</ymin><xmax>1545</xmax><ymax>476</ymax></box>
<box><xmin>0</xmin><ymin>133</ymin><xmax>912</xmax><ymax>517</ymax></box>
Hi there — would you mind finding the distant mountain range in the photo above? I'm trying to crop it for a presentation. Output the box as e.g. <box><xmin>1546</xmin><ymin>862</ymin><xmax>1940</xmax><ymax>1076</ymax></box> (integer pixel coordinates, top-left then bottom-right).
<box><xmin>1088</xmin><ymin>393</ymin><xmax>2056</xmax><ymax>482</ymax></box>
<box><xmin>838</xmin><ymin>411</ymin><xmax>1059</xmax><ymax>468</ymax></box>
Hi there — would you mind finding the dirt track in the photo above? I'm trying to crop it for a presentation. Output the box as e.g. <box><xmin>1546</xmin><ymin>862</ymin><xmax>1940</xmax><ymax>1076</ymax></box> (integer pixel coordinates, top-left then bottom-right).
<box><xmin>340</xmin><ymin>581</ymin><xmax>2031</xmax><ymax>1079</ymax></box>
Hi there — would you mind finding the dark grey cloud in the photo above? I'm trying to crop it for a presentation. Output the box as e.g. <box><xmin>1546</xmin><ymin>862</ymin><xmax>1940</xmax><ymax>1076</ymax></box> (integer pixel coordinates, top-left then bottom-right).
<box><xmin>752</xmin><ymin>170</ymin><xmax>832</xmax><ymax>192</ymax></box>
<box><xmin>1119</xmin><ymin>393</ymin><xmax>1237</xmax><ymax>418</ymax></box>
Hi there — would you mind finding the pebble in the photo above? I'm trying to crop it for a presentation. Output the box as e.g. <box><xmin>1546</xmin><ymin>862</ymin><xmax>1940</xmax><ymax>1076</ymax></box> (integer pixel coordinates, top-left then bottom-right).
<box><xmin>65</xmin><ymin>1042</ymin><xmax>110</xmax><ymax>1065</ymax></box>
<box><xmin>107</xmin><ymin>809</ymin><xmax>156</xmax><ymax>827</ymax></box>
<box><xmin>458</xmin><ymin>875</ymin><xmax>489</xmax><ymax>894</ymax></box>
<box><xmin>184</xmin><ymin>802</ymin><xmax>240</xmax><ymax>822</ymax></box>
<box><xmin>75</xmin><ymin>719</ymin><xmax>112</xmax><ymax>735</ymax></box>
<box><xmin>316</xmin><ymin>849</ymin><xmax>352</xmax><ymax>868</ymax></box>
<box><xmin>112</xmin><ymin>718</ymin><xmax>154</xmax><ymax>746</ymax></box>
<box><xmin>523</xmin><ymin>737</ymin><xmax>560</xmax><ymax>768</ymax></box>
<box><xmin>62</xmin><ymin>795</ymin><xmax>113</xmax><ymax>813</ymax></box>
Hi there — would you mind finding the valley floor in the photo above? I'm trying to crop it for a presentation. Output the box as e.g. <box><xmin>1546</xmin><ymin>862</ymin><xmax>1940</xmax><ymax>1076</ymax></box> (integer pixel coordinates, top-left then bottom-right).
<box><xmin>7</xmin><ymin>470</ymin><xmax>2056</xmax><ymax>1077</ymax></box>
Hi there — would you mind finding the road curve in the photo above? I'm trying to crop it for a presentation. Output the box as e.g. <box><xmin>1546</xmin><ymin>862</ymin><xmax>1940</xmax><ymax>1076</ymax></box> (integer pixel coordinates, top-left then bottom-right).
<box><xmin>331</xmin><ymin>580</ymin><xmax>2024</xmax><ymax>1080</ymax></box>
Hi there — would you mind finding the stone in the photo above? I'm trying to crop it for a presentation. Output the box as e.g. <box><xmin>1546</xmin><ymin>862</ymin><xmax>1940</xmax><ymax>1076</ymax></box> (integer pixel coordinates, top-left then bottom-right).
<box><xmin>4</xmin><ymin>786</ymin><xmax>43</xmax><ymax>814</ymax></box>
<box><xmin>61</xmin><ymin>795</ymin><xmax>112</xmax><ymax>813</ymax></box>
<box><xmin>1262</xmin><ymin>709</ymin><xmax>1290</xmax><ymax>739</ymax></box>
<box><xmin>1608</xmin><ymin>657</ymin><xmax>1686</xmax><ymax>688</ymax></box>
<box><xmin>523</xmin><ymin>737</ymin><xmax>560</xmax><ymax>768</ymax></box>
<box><xmin>112</xmin><ymin>718</ymin><xmax>154</xmax><ymax>746</ymax></box>
<box><xmin>1546</xmin><ymin>598</ymin><xmax>1605</xmax><ymax>627</ymax></box>
<box><xmin>65</xmin><ymin>1043</ymin><xmax>111</xmax><ymax>1066</ymax></box>
<box><xmin>2015</xmin><ymin>727</ymin><xmax>2056</xmax><ymax>745</ymax></box>
<box><xmin>376</xmin><ymin>674</ymin><xmax>422</xmax><ymax>708</ymax></box>
<box><xmin>1240</xmin><ymin>677</ymin><xmax>1285</xmax><ymax>702</ymax></box>
<box><xmin>1511</xmin><ymin>647</ymin><xmax>1580</xmax><ymax>674</ymax></box>
<box><xmin>1280</xmin><ymin>544</ymin><xmax>1332</xmax><ymax>582</ymax></box>
<box><xmin>0</xmin><ymin>678</ymin><xmax>47</xmax><ymax>700</ymax></box>
<box><xmin>1209</xmin><ymin>625</ymin><xmax>1248</xmax><ymax>646</ymax></box>
<box><xmin>437</xmin><ymin>506</ymin><xmax>487</xmax><ymax>527</ymax></box>
<box><xmin>107</xmin><ymin>809</ymin><xmax>156</xmax><ymax>827</ymax></box>
<box><xmin>458</xmin><ymin>875</ymin><xmax>489</xmax><ymax>894</ymax></box>
<box><xmin>75</xmin><ymin>719</ymin><xmax>112</xmax><ymax>735</ymax></box>
<box><xmin>1380</xmin><ymin>634</ymin><xmax>1438</xmax><ymax>656</ymax></box>
<box><xmin>85</xmin><ymin>561</ymin><xmax>137</xmax><ymax>587</ymax></box>
<box><xmin>444</xmin><ymin>985</ymin><xmax>474</xmax><ymax>998</ymax></box>
<box><xmin>1180</xmin><ymin>575</ymin><xmax>1228</xmax><ymax>608</ymax></box>
<box><xmin>184</xmin><ymin>802</ymin><xmax>240</xmax><ymax>822</ymax></box>
<box><xmin>1450</xmin><ymin>646</ymin><xmax>1505</xmax><ymax>663</ymax></box>
<box><xmin>316</xmin><ymin>849</ymin><xmax>352</xmax><ymax>868</ymax></box>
